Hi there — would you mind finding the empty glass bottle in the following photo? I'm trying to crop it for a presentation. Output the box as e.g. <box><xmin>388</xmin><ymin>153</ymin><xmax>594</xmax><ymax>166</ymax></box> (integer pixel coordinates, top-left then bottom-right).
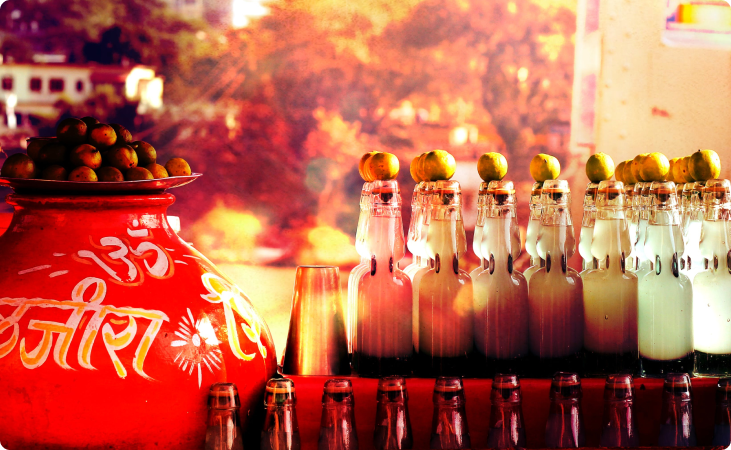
<box><xmin>638</xmin><ymin>181</ymin><xmax>693</xmax><ymax>376</ymax></box>
<box><xmin>261</xmin><ymin>378</ymin><xmax>301</xmax><ymax>450</ymax></box>
<box><xmin>713</xmin><ymin>378</ymin><xmax>731</xmax><ymax>446</ymax></box>
<box><xmin>657</xmin><ymin>373</ymin><xmax>697</xmax><ymax>447</ymax></box>
<box><xmin>693</xmin><ymin>179</ymin><xmax>731</xmax><ymax>376</ymax></box>
<box><xmin>353</xmin><ymin>180</ymin><xmax>413</xmax><ymax>376</ymax></box>
<box><xmin>528</xmin><ymin>180</ymin><xmax>584</xmax><ymax>376</ymax></box>
<box><xmin>319</xmin><ymin>379</ymin><xmax>358</xmax><ymax>450</ymax></box>
<box><xmin>430</xmin><ymin>377</ymin><xmax>471</xmax><ymax>449</ymax></box>
<box><xmin>417</xmin><ymin>180</ymin><xmax>473</xmax><ymax>377</ymax></box>
<box><xmin>523</xmin><ymin>182</ymin><xmax>545</xmax><ymax>282</ymax></box>
<box><xmin>205</xmin><ymin>383</ymin><xmax>245</xmax><ymax>450</ymax></box>
<box><xmin>473</xmin><ymin>181</ymin><xmax>528</xmax><ymax>376</ymax></box>
<box><xmin>581</xmin><ymin>180</ymin><xmax>638</xmax><ymax>376</ymax></box>
<box><xmin>545</xmin><ymin>372</ymin><xmax>585</xmax><ymax>449</ymax></box>
<box><xmin>487</xmin><ymin>374</ymin><xmax>526</xmax><ymax>449</ymax></box>
<box><xmin>599</xmin><ymin>374</ymin><xmax>639</xmax><ymax>448</ymax></box>
<box><xmin>579</xmin><ymin>182</ymin><xmax>599</xmax><ymax>272</ymax></box>
<box><xmin>374</xmin><ymin>376</ymin><xmax>413</xmax><ymax>450</ymax></box>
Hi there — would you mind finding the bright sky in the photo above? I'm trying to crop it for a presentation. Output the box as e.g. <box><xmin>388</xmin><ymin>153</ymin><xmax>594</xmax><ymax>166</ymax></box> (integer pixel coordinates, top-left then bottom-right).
<box><xmin>232</xmin><ymin>0</ymin><xmax>270</xmax><ymax>28</ymax></box>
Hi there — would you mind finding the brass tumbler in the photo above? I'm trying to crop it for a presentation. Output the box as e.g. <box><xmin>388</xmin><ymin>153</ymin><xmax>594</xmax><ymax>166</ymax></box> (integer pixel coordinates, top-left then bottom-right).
<box><xmin>281</xmin><ymin>265</ymin><xmax>349</xmax><ymax>375</ymax></box>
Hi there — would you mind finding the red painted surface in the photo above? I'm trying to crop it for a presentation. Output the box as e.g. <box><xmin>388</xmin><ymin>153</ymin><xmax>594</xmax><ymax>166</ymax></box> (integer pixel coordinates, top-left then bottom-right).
<box><xmin>289</xmin><ymin>376</ymin><xmax>719</xmax><ymax>449</ymax></box>
<box><xmin>0</xmin><ymin>194</ymin><xmax>277</xmax><ymax>449</ymax></box>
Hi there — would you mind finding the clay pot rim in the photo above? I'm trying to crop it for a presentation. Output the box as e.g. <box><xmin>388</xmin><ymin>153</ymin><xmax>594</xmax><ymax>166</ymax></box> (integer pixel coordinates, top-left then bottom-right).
<box><xmin>5</xmin><ymin>193</ymin><xmax>176</xmax><ymax>208</ymax></box>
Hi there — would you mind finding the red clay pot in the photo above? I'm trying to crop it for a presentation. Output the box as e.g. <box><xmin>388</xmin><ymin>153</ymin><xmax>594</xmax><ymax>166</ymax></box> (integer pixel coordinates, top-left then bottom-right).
<box><xmin>0</xmin><ymin>193</ymin><xmax>277</xmax><ymax>449</ymax></box>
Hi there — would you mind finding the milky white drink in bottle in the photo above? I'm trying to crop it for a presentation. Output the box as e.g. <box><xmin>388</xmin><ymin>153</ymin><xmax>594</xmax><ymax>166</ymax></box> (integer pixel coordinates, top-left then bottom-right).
<box><xmin>470</xmin><ymin>182</ymin><xmax>490</xmax><ymax>279</ymax></box>
<box><xmin>409</xmin><ymin>181</ymin><xmax>435</xmax><ymax>353</ymax></box>
<box><xmin>417</xmin><ymin>180</ymin><xmax>473</xmax><ymax>376</ymax></box>
<box><xmin>347</xmin><ymin>181</ymin><xmax>373</xmax><ymax>354</ymax></box>
<box><xmin>681</xmin><ymin>182</ymin><xmax>705</xmax><ymax>281</ymax></box>
<box><xmin>354</xmin><ymin>180</ymin><xmax>413</xmax><ymax>376</ymax></box>
<box><xmin>473</xmin><ymin>180</ymin><xmax>528</xmax><ymax>376</ymax></box>
<box><xmin>404</xmin><ymin>182</ymin><xmax>427</xmax><ymax>280</ymax></box>
<box><xmin>693</xmin><ymin>179</ymin><xmax>731</xmax><ymax>376</ymax></box>
<box><xmin>523</xmin><ymin>182</ymin><xmax>545</xmax><ymax>283</ymax></box>
<box><xmin>579</xmin><ymin>182</ymin><xmax>599</xmax><ymax>272</ymax></box>
<box><xmin>528</xmin><ymin>180</ymin><xmax>584</xmax><ymax>376</ymax></box>
<box><xmin>638</xmin><ymin>181</ymin><xmax>694</xmax><ymax>376</ymax></box>
<box><xmin>581</xmin><ymin>180</ymin><xmax>638</xmax><ymax>376</ymax></box>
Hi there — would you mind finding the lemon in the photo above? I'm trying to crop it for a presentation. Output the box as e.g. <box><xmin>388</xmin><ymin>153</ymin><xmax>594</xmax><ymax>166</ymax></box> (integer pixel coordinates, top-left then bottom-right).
<box><xmin>585</xmin><ymin>152</ymin><xmax>615</xmax><ymax>183</ymax></box>
<box><xmin>358</xmin><ymin>151</ymin><xmax>379</xmax><ymax>182</ymax></box>
<box><xmin>630</xmin><ymin>153</ymin><xmax>649</xmax><ymax>182</ymax></box>
<box><xmin>689</xmin><ymin>149</ymin><xmax>721</xmax><ymax>181</ymax></box>
<box><xmin>668</xmin><ymin>157</ymin><xmax>682</xmax><ymax>183</ymax></box>
<box><xmin>623</xmin><ymin>160</ymin><xmax>638</xmax><ymax>185</ymax></box>
<box><xmin>615</xmin><ymin>161</ymin><xmax>625</xmax><ymax>183</ymax></box>
<box><xmin>639</xmin><ymin>152</ymin><xmax>670</xmax><ymax>182</ymax></box>
<box><xmin>422</xmin><ymin>149</ymin><xmax>456</xmax><ymax>181</ymax></box>
<box><xmin>529</xmin><ymin>153</ymin><xmax>560</xmax><ymax>182</ymax></box>
<box><xmin>477</xmin><ymin>152</ymin><xmax>508</xmax><ymax>182</ymax></box>
<box><xmin>366</xmin><ymin>152</ymin><xmax>400</xmax><ymax>180</ymax></box>
<box><xmin>674</xmin><ymin>157</ymin><xmax>695</xmax><ymax>183</ymax></box>
<box><xmin>410</xmin><ymin>156</ymin><xmax>422</xmax><ymax>182</ymax></box>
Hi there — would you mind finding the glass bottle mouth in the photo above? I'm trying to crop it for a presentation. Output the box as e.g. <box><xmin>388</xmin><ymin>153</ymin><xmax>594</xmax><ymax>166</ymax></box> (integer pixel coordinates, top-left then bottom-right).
<box><xmin>703</xmin><ymin>179</ymin><xmax>731</xmax><ymax>206</ymax></box>
<box><xmin>371</xmin><ymin>180</ymin><xmax>401</xmax><ymax>206</ymax></box>
<box><xmin>488</xmin><ymin>180</ymin><xmax>516</xmax><ymax>206</ymax></box>
<box><xmin>433</xmin><ymin>376</ymin><xmax>466</xmax><ymax>405</ymax></box>
<box><xmin>265</xmin><ymin>378</ymin><xmax>297</xmax><ymax>406</ymax></box>
<box><xmin>208</xmin><ymin>382</ymin><xmax>241</xmax><ymax>410</ymax></box>
<box><xmin>377</xmin><ymin>376</ymin><xmax>409</xmax><ymax>402</ymax></box>
<box><xmin>550</xmin><ymin>372</ymin><xmax>582</xmax><ymax>400</ymax></box>
<box><xmin>322</xmin><ymin>378</ymin><xmax>355</xmax><ymax>404</ymax></box>
<box><xmin>491</xmin><ymin>373</ymin><xmax>522</xmax><ymax>403</ymax></box>
<box><xmin>650</xmin><ymin>181</ymin><xmax>678</xmax><ymax>208</ymax></box>
<box><xmin>596</xmin><ymin>180</ymin><xmax>625</xmax><ymax>208</ymax></box>
<box><xmin>662</xmin><ymin>373</ymin><xmax>692</xmax><ymax>401</ymax></box>
<box><xmin>541</xmin><ymin>180</ymin><xmax>570</xmax><ymax>206</ymax></box>
<box><xmin>431</xmin><ymin>180</ymin><xmax>462</xmax><ymax>206</ymax></box>
<box><xmin>583</xmin><ymin>182</ymin><xmax>599</xmax><ymax>206</ymax></box>
<box><xmin>604</xmin><ymin>374</ymin><xmax>634</xmax><ymax>402</ymax></box>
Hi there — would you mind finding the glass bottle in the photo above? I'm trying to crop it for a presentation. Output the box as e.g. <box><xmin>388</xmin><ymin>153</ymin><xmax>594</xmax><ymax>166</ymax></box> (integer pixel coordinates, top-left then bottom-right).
<box><xmin>473</xmin><ymin>181</ymin><xmax>528</xmax><ymax>376</ymax></box>
<box><xmin>486</xmin><ymin>374</ymin><xmax>526</xmax><ymax>449</ymax></box>
<box><xmin>524</xmin><ymin>182</ymin><xmax>545</xmax><ymax>282</ymax></box>
<box><xmin>693</xmin><ymin>179</ymin><xmax>731</xmax><ymax>376</ymax></box>
<box><xmin>348</xmin><ymin>181</ymin><xmax>373</xmax><ymax>354</ymax></box>
<box><xmin>638</xmin><ymin>181</ymin><xmax>693</xmax><ymax>376</ymax></box>
<box><xmin>681</xmin><ymin>182</ymin><xmax>705</xmax><ymax>281</ymax></box>
<box><xmin>470</xmin><ymin>182</ymin><xmax>490</xmax><ymax>279</ymax></box>
<box><xmin>545</xmin><ymin>372</ymin><xmax>585</xmax><ymax>448</ymax></box>
<box><xmin>374</xmin><ymin>376</ymin><xmax>413</xmax><ymax>450</ymax></box>
<box><xmin>261</xmin><ymin>378</ymin><xmax>301</xmax><ymax>450</ymax></box>
<box><xmin>417</xmin><ymin>180</ymin><xmax>473</xmax><ymax>377</ymax></box>
<box><xmin>581</xmin><ymin>180</ymin><xmax>638</xmax><ymax>376</ymax></box>
<box><xmin>354</xmin><ymin>180</ymin><xmax>412</xmax><ymax>376</ymax></box>
<box><xmin>657</xmin><ymin>373</ymin><xmax>697</xmax><ymax>447</ymax></box>
<box><xmin>599</xmin><ymin>374</ymin><xmax>639</xmax><ymax>448</ymax></box>
<box><xmin>319</xmin><ymin>379</ymin><xmax>359</xmax><ymax>450</ymax></box>
<box><xmin>410</xmin><ymin>181</ymin><xmax>436</xmax><ymax>354</ymax></box>
<box><xmin>205</xmin><ymin>383</ymin><xmax>245</xmax><ymax>450</ymax></box>
<box><xmin>713</xmin><ymin>378</ymin><xmax>731</xmax><ymax>446</ymax></box>
<box><xmin>528</xmin><ymin>180</ymin><xmax>583</xmax><ymax>376</ymax></box>
<box><xmin>579</xmin><ymin>182</ymin><xmax>599</xmax><ymax>272</ymax></box>
<box><xmin>430</xmin><ymin>376</ymin><xmax>471</xmax><ymax>449</ymax></box>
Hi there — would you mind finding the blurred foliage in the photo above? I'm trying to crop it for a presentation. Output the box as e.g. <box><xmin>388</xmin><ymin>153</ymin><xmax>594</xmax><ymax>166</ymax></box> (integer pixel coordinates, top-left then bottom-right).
<box><xmin>0</xmin><ymin>0</ymin><xmax>575</xmax><ymax>265</ymax></box>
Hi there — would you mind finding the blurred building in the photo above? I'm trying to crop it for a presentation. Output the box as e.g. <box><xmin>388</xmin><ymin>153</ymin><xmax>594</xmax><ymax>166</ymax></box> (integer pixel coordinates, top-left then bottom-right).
<box><xmin>0</xmin><ymin>63</ymin><xmax>163</xmax><ymax>126</ymax></box>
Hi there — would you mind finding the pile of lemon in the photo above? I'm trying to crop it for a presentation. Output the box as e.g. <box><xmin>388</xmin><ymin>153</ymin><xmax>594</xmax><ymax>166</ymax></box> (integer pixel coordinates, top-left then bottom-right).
<box><xmin>1</xmin><ymin>116</ymin><xmax>192</xmax><ymax>183</ymax></box>
<box><xmin>613</xmin><ymin>150</ymin><xmax>721</xmax><ymax>184</ymax></box>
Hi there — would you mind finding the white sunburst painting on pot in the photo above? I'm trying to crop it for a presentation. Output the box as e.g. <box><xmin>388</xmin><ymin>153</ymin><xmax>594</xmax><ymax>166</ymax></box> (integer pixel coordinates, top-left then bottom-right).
<box><xmin>171</xmin><ymin>308</ymin><xmax>223</xmax><ymax>388</ymax></box>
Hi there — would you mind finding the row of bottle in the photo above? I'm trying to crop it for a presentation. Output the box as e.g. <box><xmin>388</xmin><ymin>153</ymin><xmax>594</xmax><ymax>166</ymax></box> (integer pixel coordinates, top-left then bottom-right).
<box><xmin>258</xmin><ymin>372</ymin><xmax>731</xmax><ymax>450</ymax></box>
<box><xmin>347</xmin><ymin>177</ymin><xmax>731</xmax><ymax>378</ymax></box>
